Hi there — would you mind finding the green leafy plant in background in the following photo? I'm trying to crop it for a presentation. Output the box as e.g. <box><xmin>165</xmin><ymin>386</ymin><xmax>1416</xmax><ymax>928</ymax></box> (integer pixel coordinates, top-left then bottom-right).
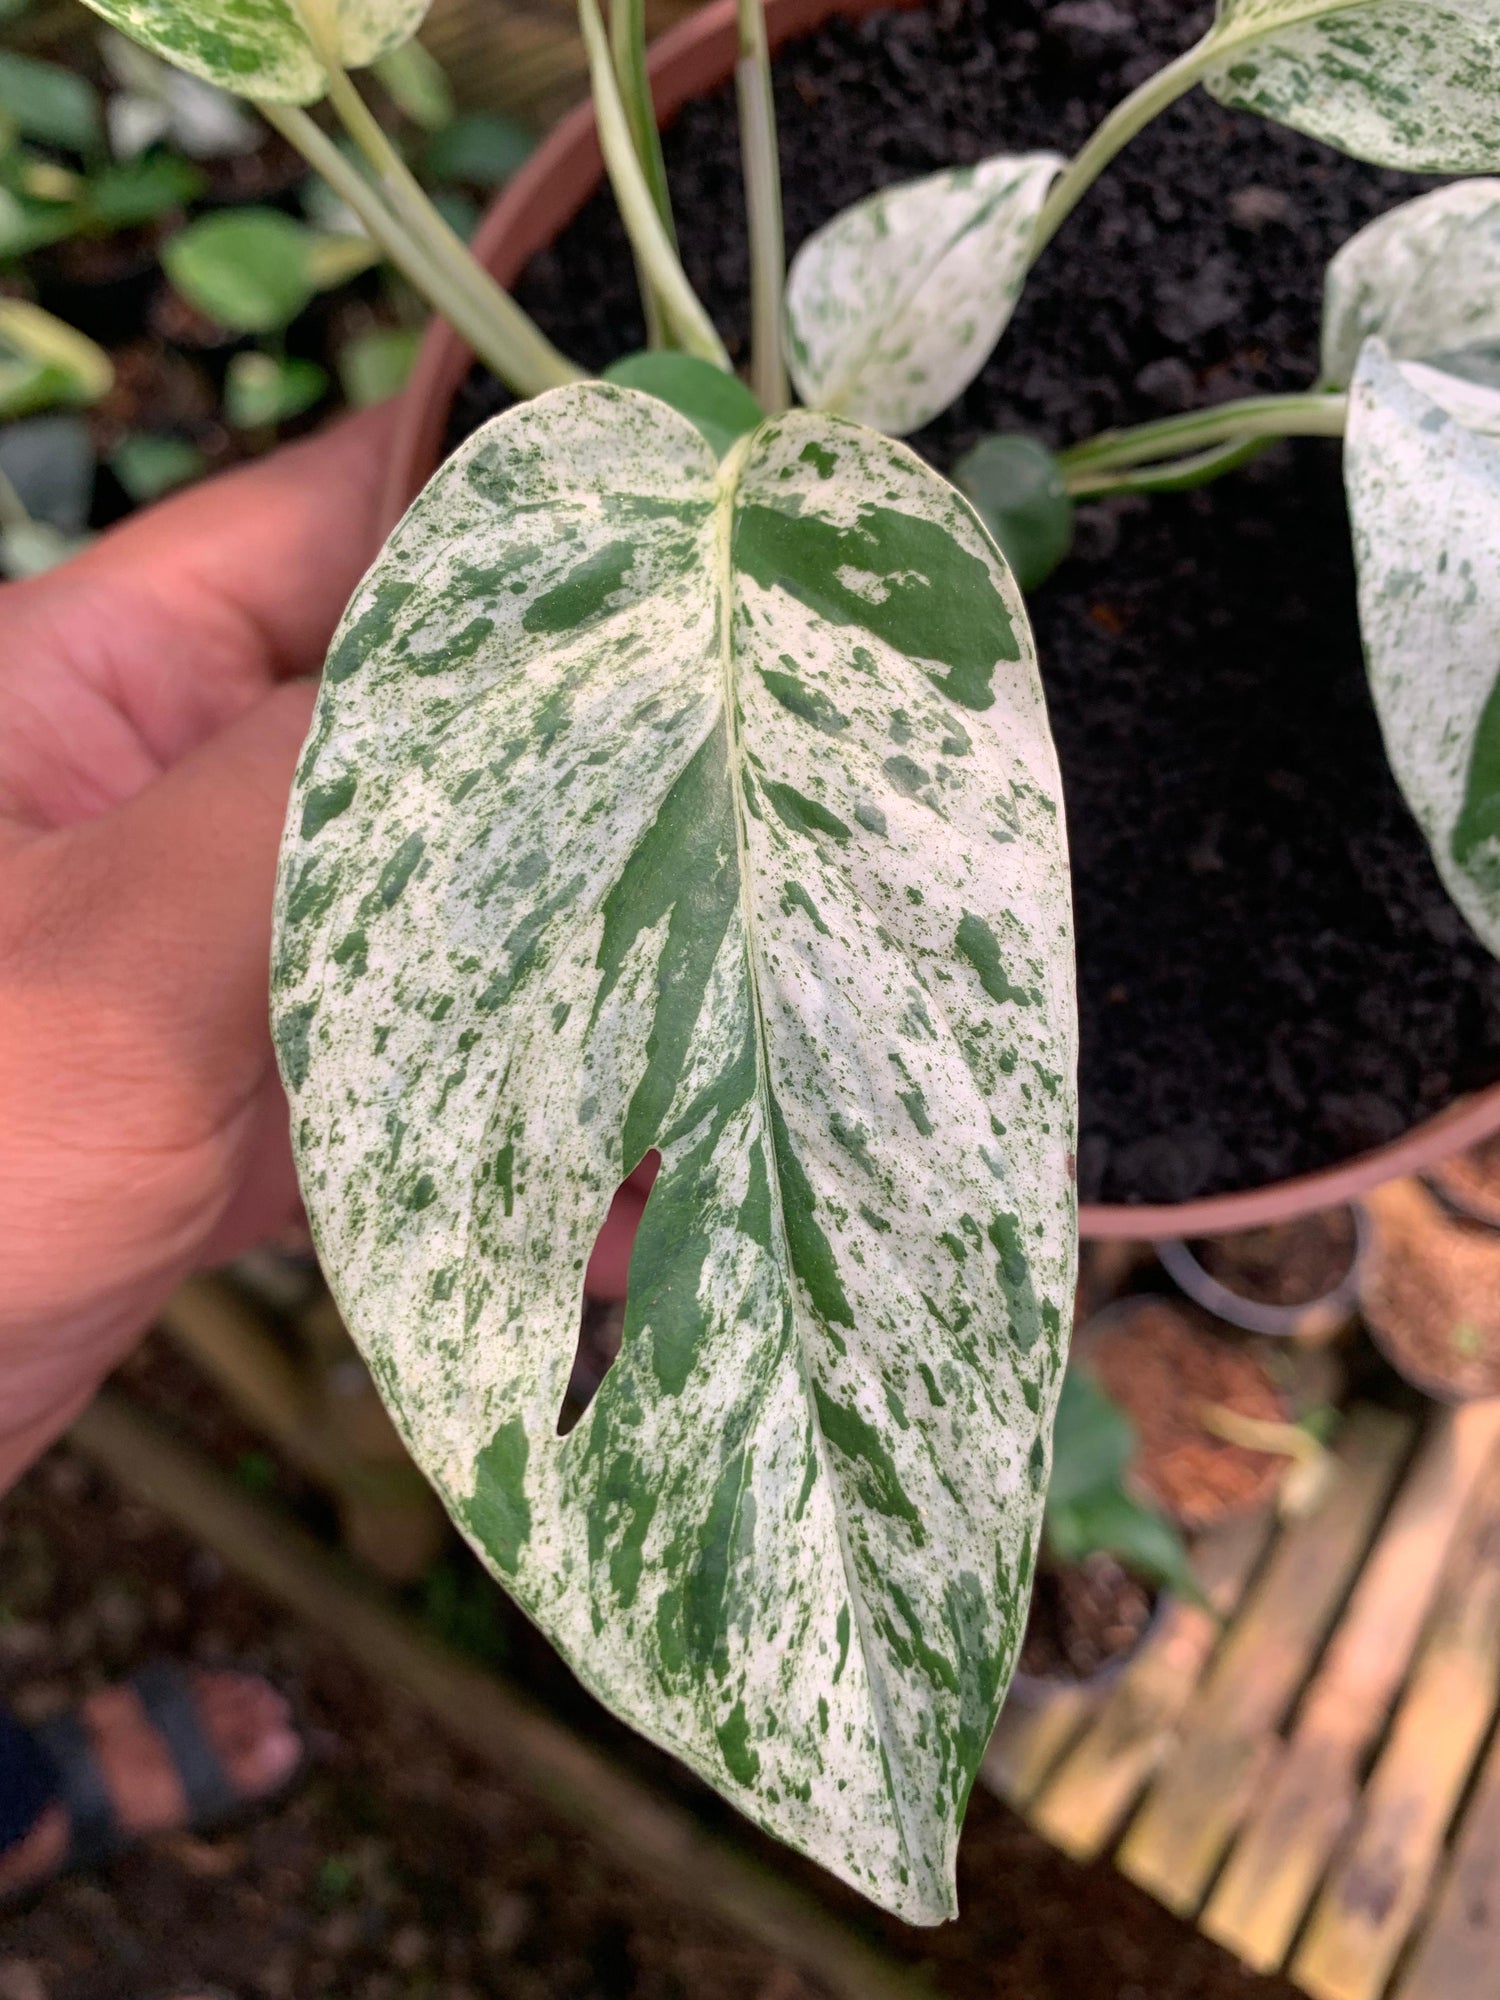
<box><xmin>0</xmin><ymin>296</ymin><xmax>111</xmax><ymax>418</ymax></box>
<box><xmin>163</xmin><ymin>205</ymin><xmax>376</xmax><ymax>333</ymax></box>
<box><xmin>0</xmin><ymin>3</ymin><xmax>539</xmax><ymax>565</ymax></box>
<box><xmin>76</xmin><ymin>0</ymin><xmax>1500</xmax><ymax>1928</ymax></box>
<box><xmin>0</xmin><ymin>40</ymin><xmax>216</xmax><ymax>260</ymax></box>
<box><xmin>1043</xmin><ymin>1369</ymin><xmax>1201</xmax><ymax>1608</ymax></box>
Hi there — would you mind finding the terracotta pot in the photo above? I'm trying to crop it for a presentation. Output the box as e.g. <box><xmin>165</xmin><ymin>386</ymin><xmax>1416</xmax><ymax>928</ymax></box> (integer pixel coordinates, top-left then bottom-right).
<box><xmin>1072</xmin><ymin>1295</ymin><xmax>1291</xmax><ymax>1531</ymax></box>
<box><xmin>1425</xmin><ymin>1143</ymin><xmax>1500</xmax><ymax>1233</ymax></box>
<box><xmin>1361</xmin><ymin>1178</ymin><xmax>1500</xmax><ymax>1404</ymax></box>
<box><xmin>383</xmin><ymin>0</ymin><xmax>1500</xmax><ymax>1243</ymax></box>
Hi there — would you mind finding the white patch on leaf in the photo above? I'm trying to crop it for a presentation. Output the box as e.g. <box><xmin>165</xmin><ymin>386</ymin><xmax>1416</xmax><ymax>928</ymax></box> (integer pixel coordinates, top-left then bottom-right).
<box><xmin>1323</xmin><ymin>181</ymin><xmax>1500</xmax><ymax>388</ymax></box>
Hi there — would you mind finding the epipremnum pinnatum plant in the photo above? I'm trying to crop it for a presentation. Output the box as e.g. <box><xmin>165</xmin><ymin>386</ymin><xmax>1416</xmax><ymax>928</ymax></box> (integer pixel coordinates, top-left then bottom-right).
<box><xmin>83</xmin><ymin>0</ymin><xmax>1500</xmax><ymax>1924</ymax></box>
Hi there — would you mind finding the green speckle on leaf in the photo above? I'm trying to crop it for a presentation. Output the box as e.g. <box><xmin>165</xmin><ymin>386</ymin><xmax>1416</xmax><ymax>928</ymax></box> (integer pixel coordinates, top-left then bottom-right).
<box><xmin>763</xmin><ymin>781</ymin><xmax>852</xmax><ymax>842</ymax></box>
<box><xmin>466</xmin><ymin>1419</ymin><xmax>532</xmax><ymax>1575</ymax></box>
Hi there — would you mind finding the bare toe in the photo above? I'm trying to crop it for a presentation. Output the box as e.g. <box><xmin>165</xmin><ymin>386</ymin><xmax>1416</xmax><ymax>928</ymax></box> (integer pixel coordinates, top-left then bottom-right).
<box><xmin>192</xmin><ymin>1671</ymin><xmax>299</xmax><ymax>1800</ymax></box>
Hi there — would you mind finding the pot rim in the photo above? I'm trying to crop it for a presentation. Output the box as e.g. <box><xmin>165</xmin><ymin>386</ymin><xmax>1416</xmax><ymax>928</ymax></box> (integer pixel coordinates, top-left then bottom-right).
<box><xmin>382</xmin><ymin>0</ymin><xmax>1500</xmax><ymax>1244</ymax></box>
<box><xmin>1154</xmin><ymin>1199</ymin><xmax>1372</xmax><ymax>1338</ymax></box>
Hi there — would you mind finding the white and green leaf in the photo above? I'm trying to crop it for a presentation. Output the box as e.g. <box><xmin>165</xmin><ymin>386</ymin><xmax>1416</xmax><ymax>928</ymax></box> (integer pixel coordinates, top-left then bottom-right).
<box><xmin>73</xmin><ymin>0</ymin><xmax>432</xmax><ymax>106</ymax></box>
<box><xmin>272</xmin><ymin>381</ymin><xmax>1077</xmax><ymax>1922</ymax></box>
<box><xmin>1347</xmin><ymin>339</ymin><xmax>1500</xmax><ymax>957</ymax></box>
<box><xmin>784</xmin><ymin>153</ymin><xmax>1064</xmax><ymax>438</ymax></box>
<box><xmin>1201</xmin><ymin>0</ymin><xmax>1500</xmax><ymax>172</ymax></box>
<box><xmin>1322</xmin><ymin>180</ymin><xmax>1500</xmax><ymax>389</ymax></box>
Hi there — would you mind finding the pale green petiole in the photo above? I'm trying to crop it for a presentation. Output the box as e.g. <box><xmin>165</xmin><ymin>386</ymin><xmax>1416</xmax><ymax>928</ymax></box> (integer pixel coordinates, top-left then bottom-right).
<box><xmin>610</xmin><ymin>0</ymin><xmax>675</xmax><ymax>347</ymax></box>
<box><xmin>1058</xmin><ymin>392</ymin><xmax>1349</xmax><ymax>497</ymax></box>
<box><xmin>1027</xmin><ymin>37</ymin><xmax>1214</xmax><ymax>264</ymax></box>
<box><xmin>258</xmin><ymin>103</ymin><xmax>577</xmax><ymax>398</ymax></box>
<box><xmin>282</xmin><ymin>4</ymin><xmax>579</xmax><ymax>398</ymax></box>
<box><xmin>1061</xmin><ymin>435</ymin><xmax>1268</xmax><ymax>500</ymax></box>
<box><xmin>735</xmin><ymin>0</ymin><xmax>787</xmax><ymax>411</ymax></box>
<box><xmin>579</xmin><ymin>0</ymin><xmax>731</xmax><ymax>370</ymax></box>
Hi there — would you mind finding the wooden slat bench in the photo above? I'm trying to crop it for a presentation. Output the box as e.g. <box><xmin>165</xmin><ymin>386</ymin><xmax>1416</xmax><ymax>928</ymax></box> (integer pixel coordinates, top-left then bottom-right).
<box><xmin>983</xmin><ymin>1400</ymin><xmax>1500</xmax><ymax>2000</ymax></box>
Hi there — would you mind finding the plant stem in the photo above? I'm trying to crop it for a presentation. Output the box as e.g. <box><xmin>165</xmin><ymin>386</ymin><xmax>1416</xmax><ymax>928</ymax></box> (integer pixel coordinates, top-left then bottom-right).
<box><xmin>610</xmin><ymin>0</ymin><xmax>674</xmax><ymax>346</ymax></box>
<box><xmin>1063</xmin><ymin>436</ymin><xmax>1270</xmax><ymax>499</ymax></box>
<box><xmin>260</xmin><ymin>102</ymin><xmax>560</xmax><ymax>398</ymax></box>
<box><xmin>1028</xmin><ymin>35</ymin><xmax>1217</xmax><ymax>264</ymax></box>
<box><xmin>0</xmin><ymin>465</ymin><xmax>30</xmax><ymax>533</ymax></box>
<box><xmin>1058</xmin><ymin>393</ymin><xmax>1349</xmax><ymax>495</ymax></box>
<box><xmin>735</xmin><ymin>0</ymin><xmax>787</xmax><ymax>411</ymax></box>
<box><xmin>578</xmin><ymin>0</ymin><xmax>730</xmax><ymax>369</ymax></box>
<box><xmin>260</xmin><ymin>103</ymin><xmax>578</xmax><ymax>398</ymax></box>
<box><xmin>308</xmin><ymin>53</ymin><xmax>579</xmax><ymax>396</ymax></box>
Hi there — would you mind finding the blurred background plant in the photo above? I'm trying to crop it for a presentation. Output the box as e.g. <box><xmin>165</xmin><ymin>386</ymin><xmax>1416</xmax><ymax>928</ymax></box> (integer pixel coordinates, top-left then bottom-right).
<box><xmin>0</xmin><ymin>0</ymin><xmax>704</xmax><ymax>579</ymax></box>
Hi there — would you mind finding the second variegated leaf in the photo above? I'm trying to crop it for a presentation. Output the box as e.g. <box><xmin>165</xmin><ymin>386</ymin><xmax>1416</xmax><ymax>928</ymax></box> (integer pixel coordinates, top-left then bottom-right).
<box><xmin>1347</xmin><ymin>340</ymin><xmax>1500</xmax><ymax>958</ymax></box>
<box><xmin>1202</xmin><ymin>0</ymin><xmax>1500</xmax><ymax>173</ymax></box>
<box><xmin>784</xmin><ymin>153</ymin><xmax>1063</xmax><ymax>436</ymax></box>
<box><xmin>1323</xmin><ymin>181</ymin><xmax>1500</xmax><ymax>388</ymax></box>
<box><xmin>72</xmin><ymin>0</ymin><xmax>433</xmax><ymax>104</ymax></box>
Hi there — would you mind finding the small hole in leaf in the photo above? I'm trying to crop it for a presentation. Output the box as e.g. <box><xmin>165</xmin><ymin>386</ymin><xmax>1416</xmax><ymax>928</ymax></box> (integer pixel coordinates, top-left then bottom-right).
<box><xmin>557</xmin><ymin>1297</ymin><xmax>624</xmax><ymax>1436</ymax></box>
<box><xmin>555</xmin><ymin>1152</ymin><xmax>659</xmax><ymax>1437</ymax></box>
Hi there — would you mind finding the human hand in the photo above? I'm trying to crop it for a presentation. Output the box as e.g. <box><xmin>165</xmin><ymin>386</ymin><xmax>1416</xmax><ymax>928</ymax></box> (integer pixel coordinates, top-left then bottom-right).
<box><xmin>0</xmin><ymin>409</ymin><xmax>397</xmax><ymax>1492</ymax></box>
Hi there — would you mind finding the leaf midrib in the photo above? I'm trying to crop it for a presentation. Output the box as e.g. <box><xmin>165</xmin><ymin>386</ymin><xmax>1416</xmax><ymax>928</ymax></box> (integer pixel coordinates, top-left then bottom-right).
<box><xmin>711</xmin><ymin>433</ymin><xmax>924</xmax><ymax>1882</ymax></box>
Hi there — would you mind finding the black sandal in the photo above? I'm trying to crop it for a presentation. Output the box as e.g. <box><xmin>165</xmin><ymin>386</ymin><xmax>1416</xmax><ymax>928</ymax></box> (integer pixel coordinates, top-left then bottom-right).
<box><xmin>31</xmin><ymin>1661</ymin><xmax>300</xmax><ymax>1870</ymax></box>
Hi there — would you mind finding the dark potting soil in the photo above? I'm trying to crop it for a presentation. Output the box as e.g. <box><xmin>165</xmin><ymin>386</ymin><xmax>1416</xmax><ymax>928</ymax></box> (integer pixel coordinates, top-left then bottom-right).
<box><xmin>446</xmin><ymin>0</ymin><xmax>1500</xmax><ymax>1207</ymax></box>
<box><xmin>1018</xmin><ymin>1553</ymin><xmax>1155</xmax><ymax>1684</ymax></box>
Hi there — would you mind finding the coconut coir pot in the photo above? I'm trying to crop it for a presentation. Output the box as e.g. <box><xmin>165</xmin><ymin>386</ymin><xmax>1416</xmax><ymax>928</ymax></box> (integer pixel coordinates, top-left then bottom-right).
<box><xmin>384</xmin><ymin>0</ymin><xmax>1500</xmax><ymax>1243</ymax></box>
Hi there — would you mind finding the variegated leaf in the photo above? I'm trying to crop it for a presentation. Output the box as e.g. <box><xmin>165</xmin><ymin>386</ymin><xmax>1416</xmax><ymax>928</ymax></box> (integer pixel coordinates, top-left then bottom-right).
<box><xmin>1347</xmin><ymin>339</ymin><xmax>1500</xmax><ymax>957</ymax></box>
<box><xmin>272</xmin><ymin>381</ymin><xmax>1077</xmax><ymax>1922</ymax></box>
<box><xmin>1202</xmin><ymin>0</ymin><xmax>1500</xmax><ymax>172</ymax></box>
<box><xmin>784</xmin><ymin>153</ymin><xmax>1064</xmax><ymax>438</ymax></box>
<box><xmin>1323</xmin><ymin>181</ymin><xmax>1500</xmax><ymax>388</ymax></box>
<box><xmin>72</xmin><ymin>0</ymin><xmax>431</xmax><ymax>105</ymax></box>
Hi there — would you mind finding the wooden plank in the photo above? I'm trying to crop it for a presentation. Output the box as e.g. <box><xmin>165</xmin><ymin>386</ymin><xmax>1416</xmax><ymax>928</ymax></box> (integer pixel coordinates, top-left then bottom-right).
<box><xmin>1291</xmin><ymin>1440</ymin><xmax>1500</xmax><ymax>2000</ymax></box>
<box><xmin>1392</xmin><ymin>1704</ymin><xmax>1500</xmax><ymax>2000</ymax></box>
<box><xmin>1116</xmin><ymin>1405</ymin><xmax>1413</xmax><ymax>1917</ymax></box>
<box><xmin>1203</xmin><ymin>1404</ymin><xmax>1500</xmax><ymax>1973</ymax></box>
<box><xmin>1028</xmin><ymin>1510</ymin><xmax>1273</xmax><ymax>1862</ymax></box>
<box><xmin>983</xmin><ymin>1685</ymin><xmax>1094</xmax><ymax>1810</ymax></box>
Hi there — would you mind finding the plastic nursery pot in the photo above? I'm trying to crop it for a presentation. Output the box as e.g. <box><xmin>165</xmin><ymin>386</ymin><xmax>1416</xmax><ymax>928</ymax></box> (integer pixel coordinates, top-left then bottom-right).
<box><xmin>1156</xmin><ymin>1202</ymin><xmax>1372</xmax><ymax>1343</ymax></box>
<box><xmin>383</xmin><ymin>0</ymin><xmax>1500</xmax><ymax>1243</ymax></box>
<box><xmin>1362</xmin><ymin>1177</ymin><xmax>1500</xmax><ymax>1405</ymax></box>
<box><xmin>1425</xmin><ymin>1136</ymin><xmax>1500</xmax><ymax>1233</ymax></box>
<box><xmin>1007</xmin><ymin>1559</ymin><xmax>1168</xmax><ymax>1705</ymax></box>
<box><xmin>1072</xmin><ymin>1296</ymin><xmax>1292</xmax><ymax>1531</ymax></box>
